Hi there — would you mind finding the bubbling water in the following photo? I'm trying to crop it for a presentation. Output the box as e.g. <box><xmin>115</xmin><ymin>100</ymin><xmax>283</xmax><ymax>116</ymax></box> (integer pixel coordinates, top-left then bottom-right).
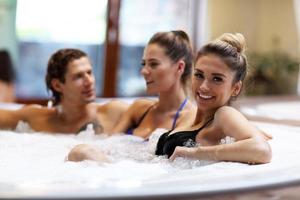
<box><xmin>0</xmin><ymin>123</ymin><xmax>236</xmax><ymax>189</ymax></box>
<box><xmin>76</xmin><ymin>126</ymin><xmax>233</xmax><ymax>169</ymax></box>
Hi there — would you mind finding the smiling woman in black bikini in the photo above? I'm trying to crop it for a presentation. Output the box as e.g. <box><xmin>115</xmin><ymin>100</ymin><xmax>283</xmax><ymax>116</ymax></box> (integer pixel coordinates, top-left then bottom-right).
<box><xmin>68</xmin><ymin>30</ymin><xmax>197</xmax><ymax>162</ymax></box>
<box><xmin>156</xmin><ymin>33</ymin><xmax>272</xmax><ymax>164</ymax></box>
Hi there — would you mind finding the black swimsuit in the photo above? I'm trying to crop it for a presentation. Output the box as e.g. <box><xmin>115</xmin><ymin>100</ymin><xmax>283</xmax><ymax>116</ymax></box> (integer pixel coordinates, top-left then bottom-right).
<box><xmin>155</xmin><ymin>118</ymin><xmax>213</xmax><ymax>158</ymax></box>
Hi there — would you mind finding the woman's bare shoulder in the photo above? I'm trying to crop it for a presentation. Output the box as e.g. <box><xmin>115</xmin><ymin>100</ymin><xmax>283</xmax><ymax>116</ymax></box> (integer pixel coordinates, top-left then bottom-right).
<box><xmin>101</xmin><ymin>100</ymin><xmax>130</xmax><ymax>111</ymax></box>
<box><xmin>213</xmin><ymin>106</ymin><xmax>243</xmax><ymax>131</ymax></box>
<box><xmin>214</xmin><ymin>106</ymin><xmax>242</xmax><ymax>121</ymax></box>
<box><xmin>215</xmin><ymin>106</ymin><xmax>272</xmax><ymax>140</ymax></box>
<box><xmin>97</xmin><ymin>98</ymin><xmax>154</xmax><ymax>111</ymax></box>
<box><xmin>128</xmin><ymin>98</ymin><xmax>156</xmax><ymax>110</ymax></box>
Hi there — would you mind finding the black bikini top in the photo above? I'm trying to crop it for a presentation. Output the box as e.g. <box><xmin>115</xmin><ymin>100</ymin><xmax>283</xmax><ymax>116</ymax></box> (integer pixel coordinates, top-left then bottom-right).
<box><xmin>126</xmin><ymin>98</ymin><xmax>188</xmax><ymax>135</ymax></box>
<box><xmin>155</xmin><ymin>118</ymin><xmax>213</xmax><ymax>158</ymax></box>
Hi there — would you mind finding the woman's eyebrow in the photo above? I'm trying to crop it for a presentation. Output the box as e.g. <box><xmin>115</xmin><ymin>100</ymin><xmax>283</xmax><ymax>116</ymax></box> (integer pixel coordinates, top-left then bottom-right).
<box><xmin>212</xmin><ymin>73</ymin><xmax>226</xmax><ymax>78</ymax></box>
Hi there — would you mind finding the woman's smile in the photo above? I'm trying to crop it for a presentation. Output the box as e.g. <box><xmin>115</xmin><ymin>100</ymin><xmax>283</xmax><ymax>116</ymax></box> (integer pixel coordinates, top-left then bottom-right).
<box><xmin>197</xmin><ymin>92</ymin><xmax>214</xmax><ymax>100</ymax></box>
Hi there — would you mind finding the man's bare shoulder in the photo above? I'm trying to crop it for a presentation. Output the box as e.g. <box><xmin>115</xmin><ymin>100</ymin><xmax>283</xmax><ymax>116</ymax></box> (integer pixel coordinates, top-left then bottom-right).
<box><xmin>0</xmin><ymin>104</ymin><xmax>55</xmax><ymax>129</ymax></box>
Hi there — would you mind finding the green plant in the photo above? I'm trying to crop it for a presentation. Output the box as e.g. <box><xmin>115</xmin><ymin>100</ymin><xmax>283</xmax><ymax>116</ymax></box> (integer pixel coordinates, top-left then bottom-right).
<box><xmin>245</xmin><ymin>51</ymin><xmax>299</xmax><ymax>95</ymax></box>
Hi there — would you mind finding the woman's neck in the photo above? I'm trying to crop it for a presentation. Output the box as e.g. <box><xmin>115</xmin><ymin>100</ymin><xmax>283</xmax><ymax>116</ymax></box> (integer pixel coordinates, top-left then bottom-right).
<box><xmin>193</xmin><ymin>108</ymin><xmax>216</xmax><ymax>126</ymax></box>
<box><xmin>156</xmin><ymin>85</ymin><xmax>187</xmax><ymax>113</ymax></box>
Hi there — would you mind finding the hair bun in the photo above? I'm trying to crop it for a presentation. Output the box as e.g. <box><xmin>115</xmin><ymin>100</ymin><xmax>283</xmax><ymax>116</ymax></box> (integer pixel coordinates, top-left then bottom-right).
<box><xmin>218</xmin><ymin>33</ymin><xmax>246</xmax><ymax>54</ymax></box>
<box><xmin>172</xmin><ymin>30</ymin><xmax>191</xmax><ymax>43</ymax></box>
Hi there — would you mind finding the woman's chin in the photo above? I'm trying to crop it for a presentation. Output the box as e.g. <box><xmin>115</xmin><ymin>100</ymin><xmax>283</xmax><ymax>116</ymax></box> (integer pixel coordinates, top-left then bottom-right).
<box><xmin>146</xmin><ymin>89</ymin><xmax>157</xmax><ymax>96</ymax></box>
<box><xmin>84</xmin><ymin>95</ymin><xmax>96</xmax><ymax>103</ymax></box>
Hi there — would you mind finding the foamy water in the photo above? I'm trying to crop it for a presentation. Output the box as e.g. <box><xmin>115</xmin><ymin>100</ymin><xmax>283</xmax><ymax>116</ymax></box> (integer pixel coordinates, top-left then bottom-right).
<box><xmin>0</xmin><ymin>127</ymin><xmax>215</xmax><ymax>188</ymax></box>
<box><xmin>0</xmin><ymin>122</ymin><xmax>300</xmax><ymax>199</ymax></box>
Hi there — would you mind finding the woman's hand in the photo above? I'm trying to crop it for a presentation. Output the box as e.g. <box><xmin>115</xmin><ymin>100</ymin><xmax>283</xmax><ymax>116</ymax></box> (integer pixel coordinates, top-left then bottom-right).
<box><xmin>67</xmin><ymin>144</ymin><xmax>109</xmax><ymax>163</ymax></box>
<box><xmin>169</xmin><ymin>146</ymin><xmax>197</xmax><ymax>161</ymax></box>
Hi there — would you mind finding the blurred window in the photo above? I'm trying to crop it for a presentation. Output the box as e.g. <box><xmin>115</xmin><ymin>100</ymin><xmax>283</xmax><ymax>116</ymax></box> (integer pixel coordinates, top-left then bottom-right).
<box><xmin>118</xmin><ymin>0</ymin><xmax>193</xmax><ymax>96</ymax></box>
<box><xmin>16</xmin><ymin>0</ymin><xmax>107</xmax><ymax>98</ymax></box>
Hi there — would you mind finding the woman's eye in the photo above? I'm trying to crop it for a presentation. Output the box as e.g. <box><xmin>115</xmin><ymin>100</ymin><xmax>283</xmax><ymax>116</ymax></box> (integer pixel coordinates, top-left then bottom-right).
<box><xmin>213</xmin><ymin>77</ymin><xmax>223</xmax><ymax>82</ymax></box>
<box><xmin>149</xmin><ymin>62</ymin><xmax>158</xmax><ymax>68</ymax></box>
<box><xmin>194</xmin><ymin>73</ymin><xmax>204</xmax><ymax>79</ymax></box>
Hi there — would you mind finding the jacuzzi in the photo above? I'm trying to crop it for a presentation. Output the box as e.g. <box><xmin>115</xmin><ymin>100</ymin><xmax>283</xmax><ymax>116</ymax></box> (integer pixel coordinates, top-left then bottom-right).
<box><xmin>1</xmin><ymin>101</ymin><xmax>300</xmax><ymax>199</ymax></box>
<box><xmin>239</xmin><ymin>96</ymin><xmax>300</xmax><ymax>125</ymax></box>
<box><xmin>241</xmin><ymin>101</ymin><xmax>300</xmax><ymax>121</ymax></box>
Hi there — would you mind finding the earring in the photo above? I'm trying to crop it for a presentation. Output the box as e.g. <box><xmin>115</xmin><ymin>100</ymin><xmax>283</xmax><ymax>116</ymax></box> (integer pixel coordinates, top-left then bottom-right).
<box><xmin>231</xmin><ymin>91</ymin><xmax>238</xmax><ymax>101</ymax></box>
<box><xmin>56</xmin><ymin>104</ymin><xmax>63</xmax><ymax>114</ymax></box>
<box><xmin>47</xmin><ymin>100</ymin><xmax>53</xmax><ymax>108</ymax></box>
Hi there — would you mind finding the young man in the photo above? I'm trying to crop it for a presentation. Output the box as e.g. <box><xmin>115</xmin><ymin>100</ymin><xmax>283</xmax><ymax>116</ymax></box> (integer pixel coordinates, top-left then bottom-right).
<box><xmin>0</xmin><ymin>49</ymin><xmax>128</xmax><ymax>134</ymax></box>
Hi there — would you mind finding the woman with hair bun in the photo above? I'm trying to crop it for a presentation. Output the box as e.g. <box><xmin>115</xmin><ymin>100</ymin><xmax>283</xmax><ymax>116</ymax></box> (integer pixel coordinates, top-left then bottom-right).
<box><xmin>155</xmin><ymin>33</ymin><xmax>272</xmax><ymax>164</ymax></box>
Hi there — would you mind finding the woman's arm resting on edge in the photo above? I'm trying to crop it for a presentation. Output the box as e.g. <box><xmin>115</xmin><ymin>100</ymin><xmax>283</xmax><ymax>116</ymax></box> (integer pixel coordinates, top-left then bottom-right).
<box><xmin>170</xmin><ymin>106</ymin><xmax>272</xmax><ymax>164</ymax></box>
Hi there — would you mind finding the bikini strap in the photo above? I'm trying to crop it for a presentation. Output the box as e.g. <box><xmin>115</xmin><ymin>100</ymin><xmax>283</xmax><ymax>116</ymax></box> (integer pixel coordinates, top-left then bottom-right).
<box><xmin>134</xmin><ymin>103</ymin><xmax>155</xmax><ymax>127</ymax></box>
<box><xmin>171</xmin><ymin>98</ymin><xmax>188</xmax><ymax>130</ymax></box>
<box><xmin>195</xmin><ymin>117</ymin><xmax>214</xmax><ymax>132</ymax></box>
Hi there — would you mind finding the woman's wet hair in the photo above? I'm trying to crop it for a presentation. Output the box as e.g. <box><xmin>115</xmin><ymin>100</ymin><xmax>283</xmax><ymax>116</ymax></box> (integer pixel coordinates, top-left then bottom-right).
<box><xmin>0</xmin><ymin>50</ymin><xmax>15</xmax><ymax>83</ymax></box>
<box><xmin>196</xmin><ymin>33</ymin><xmax>248</xmax><ymax>84</ymax></box>
<box><xmin>148</xmin><ymin>30</ymin><xmax>194</xmax><ymax>89</ymax></box>
<box><xmin>45</xmin><ymin>48</ymin><xmax>87</xmax><ymax>105</ymax></box>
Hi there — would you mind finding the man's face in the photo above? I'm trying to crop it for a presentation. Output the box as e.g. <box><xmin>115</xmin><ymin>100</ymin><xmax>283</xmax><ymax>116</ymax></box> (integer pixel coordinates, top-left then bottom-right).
<box><xmin>59</xmin><ymin>56</ymin><xmax>96</xmax><ymax>105</ymax></box>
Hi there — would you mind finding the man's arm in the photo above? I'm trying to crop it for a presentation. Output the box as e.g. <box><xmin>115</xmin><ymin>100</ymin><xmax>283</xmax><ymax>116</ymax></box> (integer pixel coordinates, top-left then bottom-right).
<box><xmin>0</xmin><ymin>109</ymin><xmax>22</xmax><ymax>129</ymax></box>
<box><xmin>0</xmin><ymin>105</ymin><xmax>36</xmax><ymax>130</ymax></box>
